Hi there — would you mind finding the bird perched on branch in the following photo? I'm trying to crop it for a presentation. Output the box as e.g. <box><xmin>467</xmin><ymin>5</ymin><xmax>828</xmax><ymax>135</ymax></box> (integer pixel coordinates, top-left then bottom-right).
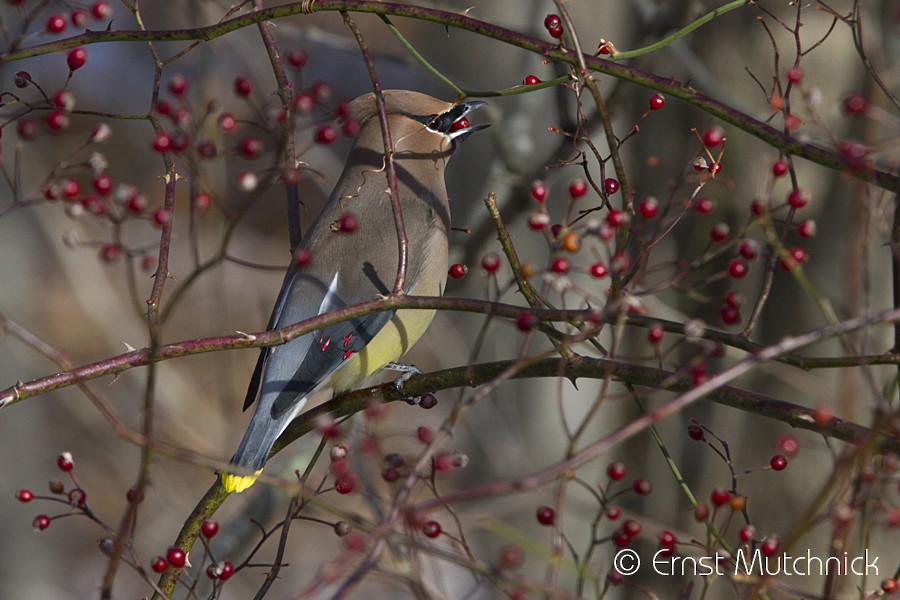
<box><xmin>222</xmin><ymin>90</ymin><xmax>488</xmax><ymax>493</ymax></box>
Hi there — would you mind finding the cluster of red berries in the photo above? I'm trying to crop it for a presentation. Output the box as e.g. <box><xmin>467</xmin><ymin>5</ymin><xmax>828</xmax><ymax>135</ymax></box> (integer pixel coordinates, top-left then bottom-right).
<box><xmin>150</xmin><ymin>520</ymin><xmax>234</xmax><ymax>583</ymax></box>
<box><xmin>16</xmin><ymin>452</ymin><xmax>87</xmax><ymax>533</ymax></box>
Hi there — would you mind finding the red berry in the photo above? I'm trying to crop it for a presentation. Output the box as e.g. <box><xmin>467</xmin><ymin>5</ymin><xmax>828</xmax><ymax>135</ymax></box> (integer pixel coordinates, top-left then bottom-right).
<box><xmin>481</xmin><ymin>252</ymin><xmax>500</xmax><ymax>273</ymax></box>
<box><xmin>93</xmin><ymin>173</ymin><xmax>112</xmax><ymax>196</ymax></box>
<box><xmin>530</xmin><ymin>180</ymin><xmax>547</xmax><ymax>203</ymax></box>
<box><xmin>842</xmin><ymin>93</ymin><xmax>867</xmax><ymax>116</ymax></box>
<box><xmin>150</xmin><ymin>556</ymin><xmax>168</xmax><ymax>573</ymax></box>
<box><xmin>750</xmin><ymin>199</ymin><xmax>767</xmax><ymax>216</ymax></box>
<box><xmin>219</xmin><ymin>561</ymin><xmax>234</xmax><ymax>581</ymax></box>
<box><xmin>423</xmin><ymin>521</ymin><xmax>442</xmax><ymax>538</ymax></box>
<box><xmin>780</xmin><ymin>247</ymin><xmax>807</xmax><ymax>271</ymax></box>
<box><xmin>92</xmin><ymin>1</ymin><xmax>111</xmax><ymax>20</ymax></box>
<box><xmin>709</xmin><ymin>222</ymin><xmax>730</xmax><ymax>242</ymax></box>
<box><xmin>217</xmin><ymin>113</ymin><xmax>237</xmax><ymax>133</ymax></box>
<box><xmin>100</xmin><ymin>244</ymin><xmax>121</xmax><ymax>263</ymax></box>
<box><xmin>694</xmin><ymin>197</ymin><xmax>715</xmax><ymax>214</ymax></box>
<box><xmin>47</xmin><ymin>14</ymin><xmax>67</xmax><ymax>33</ymax></box>
<box><xmin>70</xmin><ymin>9</ymin><xmax>88</xmax><ymax>27</ymax></box>
<box><xmin>687</xmin><ymin>425</ymin><xmax>704</xmax><ymax>441</ymax></box>
<box><xmin>536</xmin><ymin>505</ymin><xmax>555</xmax><ymax>525</ymax></box>
<box><xmin>612</xmin><ymin>531</ymin><xmax>631</xmax><ymax>547</ymax></box>
<box><xmin>622</xmin><ymin>519</ymin><xmax>641</xmax><ymax>538</ymax></box>
<box><xmin>167</xmin><ymin>74</ymin><xmax>188</xmax><ymax>96</ymax></box>
<box><xmin>416</xmin><ymin>425</ymin><xmax>434</xmax><ymax>444</ymax></box>
<box><xmin>607</xmin><ymin>462</ymin><xmax>626</xmax><ymax>481</ymax></box>
<box><xmin>239</xmin><ymin>135</ymin><xmax>264</xmax><ymax>159</ymax></box>
<box><xmin>153</xmin><ymin>207</ymin><xmax>172</xmax><ymax>227</ymax></box>
<box><xmin>760</xmin><ymin>536</ymin><xmax>780</xmax><ymax>556</ymax></box>
<box><xmin>294</xmin><ymin>92</ymin><xmax>315</xmax><ymax>115</ymax></box>
<box><xmin>528</xmin><ymin>212</ymin><xmax>549</xmax><ymax>231</ymax></box>
<box><xmin>882</xmin><ymin>579</ymin><xmax>898</xmax><ymax>594</ymax></box>
<box><xmin>201</xmin><ymin>520</ymin><xmax>219</xmax><ymax>538</ymax></box>
<box><xmin>702</xmin><ymin>127</ymin><xmax>724</xmax><ymax>148</ymax></box>
<box><xmin>797</xmin><ymin>220</ymin><xmax>816</xmax><ymax>238</ymax></box>
<box><xmin>151</xmin><ymin>132</ymin><xmax>173</xmax><ymax>152</ymax></box>
<box><xmin>234</xmin><ymin>75</ymin><xmax>254</xmax><ymax>97</ymax></box>
<box><xmin>523</xmin><ymin>75</ymin><xmax>542</xmax><ymax>86</ymax></box>
<box><xmin>315</xmin><ymin>124</ymin><xmax>338</xmax><ymax>144</ymax></box>
<box><xmin>772</xmin><ymin>160</ymin><xmax>788</xmax><ymax>177</ymax></box>
<box><xmin>66</xmin><ymin>48</ymin><xmax>87</xmax><ymax>71</ymax></box>
<box><xmin>604</xmin><ymin>177</ymin><xmax>619</xmax><ymax>195</ymax></box>
<box><xmin>193</xmin><ymin>192</ymin><xmax>212</xmax><ymax>212</ymax></box>
<box><xmin>449</xmin><ymin>263</ymin><xmax>468</xmax><ymax>279</ymax></box>
<box><xmin>739</xmin><ymin>525</ymin><xmax>756</xmax><ymax>543</ymax></box>
<box><xmin>769</xmin><ymin>454</ymin><xmax>788</xmax><ymax>471</ymax></box>
<box><xmin>45</xmin><ymin>110</ymin><xmax>70</xmax><ymax>132</ymax></box>
<box><xmin>606</xmin><ymin>506</ymin><xmax>621</xmax><ymax>520</ymax></box>
<box><xmin>787</xmin><ymin>188</ymin><xmax>809</xmax><ymax>208</ymax></box>
<box><xmin>16</xmin><ymin>489</ymin><xmax>34</xmax><ymax>502</ymax></box>
<box><xmin>166</xmin><ymin>547</ymin><xmax>186</xmax><ymax>568</ymax></box>
<box><xmin>606</xmin><ymin>209</ymin><xmax>628</xmax><ymax>228</ymax></box>
<box><xmin>569</xmin><ymin>179</ymin><xmax>588</xmax><ymax>198</ymax></box>
<box><xmin>786</xmin><ymin>67</ymin><xmax>803</xmax><ymax>84</ymax></box>
<box><xmin>334</xmin><ymin>474</ymin><xmax>355</xmax><ymax>494</ymax></box>
<box><xmin>837</xmin><ymin>139</ymin><xmax>868</xmax><ymax>170</ymax></box>
<box><xmin>720</xmin><ymin>305</ymin><xmax>741</xmax><ymax>325</ymax></box>
<box><xmin>16</xmin><ymin>118</ymin><xmax>37</xmax><ymax>141</ymax></box>
<box><xmin>659</xmin><ymin>531</ymin><xmax>676</xmax><ymax>547</ymax></box>
<box><xmin>550</xmin><ymin>257</ymin><xmax>570</xmax><ymax>274</ymax></box>
<box><xmin>543</xmin><ymin>14</ymin><xmax>561</xmax><ymax>31</ymax></box>
<box><xmin>739</xmin><ymin>240</ymin><xmax>759</xmax><ymax>260</ymax></box>
<box><xmin>57</xmin><ymin>451</ymin><xmax>74</xmax><ymax>471</ymax></box>
<box><xmin>311</xmin><ymin>81</ymin><xmax>332</xmax><ymax>103</ymax></box>
<box><xmin>516</xmin><ymin>313</ymin><xmax>536</xmax><ymax>332</ymax></box>
<box><xmin>728</xmin><ymin>259</ymin><xmax>748</xmax><ymax>279</ymax></box>
<box><xmin>638</xmin><ymin>197</ymin><xmax>658</xmax><ymax>218</ymax></box>
<box><xmin>778</xmin><ymin>435</ymin><xmax>800</xmax><ymax>456</ymax></box>
<box><xmin>647</xmin><ymin>324</ymin><xmax>664</xmax><ymax>345</ymax></box>
<box><xmin>288</xmin><ymin>50</ymin><xmax>308</xmax><ymax>68</ymax></box>
<box><xmin>710</xmin><ymin>488</ymin><xmax>730</xmax><ymax>507</ymax></box>
<box><xmin>547</xmin><ymin>25</ymin><xmax>564</xmax><ymax>39</ymax></box>
<box><xmin>338</xmin><ymin>212</ymin><xmax>358</xmax><ymax>233</ymax></box>
<box><xmin>589</xmin><ymin>262</ymin><xmax>608</xmax><ymax>278</ymax></box>
<box><xmin>632</xmin><ymin>478</ymin><xmax>652</xmax><ymax>495</ymax></box>
<box><xmin>34</xmin><ymin>515</ymin><xmax>52</xmax><ymax>531</ymax></box>
<box><xmin>649</xmin><ymin>94</ymin><xmax>665</xmax><ymax>110</ymax></box>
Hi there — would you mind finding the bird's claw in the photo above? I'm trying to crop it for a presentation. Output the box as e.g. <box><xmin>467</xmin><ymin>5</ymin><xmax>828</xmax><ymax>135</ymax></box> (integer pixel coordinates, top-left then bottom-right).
<box><xmin>385</xmin><ymin>362</ymin><xmax>423</xmax><ymax>404</ymax></box>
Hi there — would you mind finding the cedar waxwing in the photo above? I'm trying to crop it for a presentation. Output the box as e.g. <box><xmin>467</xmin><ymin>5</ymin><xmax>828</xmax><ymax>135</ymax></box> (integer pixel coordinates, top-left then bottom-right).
<box><xmin>222</xmin><ymin>90</ymin><xmax>488</xmax><ymax>493</ymax></box>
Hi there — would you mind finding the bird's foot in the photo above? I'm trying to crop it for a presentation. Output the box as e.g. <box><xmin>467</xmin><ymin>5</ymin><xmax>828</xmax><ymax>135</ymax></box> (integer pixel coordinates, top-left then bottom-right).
<box><xmin>385</xmin><ymin>362</ymin><xmax>423</xmax><ymax>404</ymax></box>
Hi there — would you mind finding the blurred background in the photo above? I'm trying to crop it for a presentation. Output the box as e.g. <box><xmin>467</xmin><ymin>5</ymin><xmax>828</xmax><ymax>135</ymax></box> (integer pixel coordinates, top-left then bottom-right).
<box><xmin>0</xmin><ymin>0</ymin><xmax>897</xmax><ymax>598</ymax></box>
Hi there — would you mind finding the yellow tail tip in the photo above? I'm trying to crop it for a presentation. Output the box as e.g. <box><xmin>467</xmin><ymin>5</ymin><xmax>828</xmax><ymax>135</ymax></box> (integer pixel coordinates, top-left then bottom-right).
<box><xmin>221</xmin><ymin>470</ymin><xmax>262</xmax><ymax>494</ymax></box>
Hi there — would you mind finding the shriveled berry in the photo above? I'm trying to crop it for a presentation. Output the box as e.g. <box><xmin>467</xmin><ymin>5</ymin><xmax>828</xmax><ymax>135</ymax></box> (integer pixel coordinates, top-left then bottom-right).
<box><xmin>562</xmin><ymin>231</ymin><xmax>581</xmax><ymax>253</ymax></box>
<box><xmin>693</xmin><ymin>502</ymin><xmax>710</xmax><ymax>521</ymax></box>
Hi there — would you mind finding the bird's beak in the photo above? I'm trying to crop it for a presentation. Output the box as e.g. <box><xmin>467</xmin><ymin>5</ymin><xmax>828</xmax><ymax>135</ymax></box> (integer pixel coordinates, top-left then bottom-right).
<box><xmin>447</xmin><ymin>100</ymin><xmax>490</xmax><ymax>142</ymax></box>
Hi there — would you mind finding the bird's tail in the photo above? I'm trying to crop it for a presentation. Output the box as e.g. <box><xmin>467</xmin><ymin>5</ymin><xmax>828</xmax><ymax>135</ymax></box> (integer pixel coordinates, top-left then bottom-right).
<box><xmin>222</xmin><ymin>397</ymin><xmax>305</xmax><ymax>493</ymax></box>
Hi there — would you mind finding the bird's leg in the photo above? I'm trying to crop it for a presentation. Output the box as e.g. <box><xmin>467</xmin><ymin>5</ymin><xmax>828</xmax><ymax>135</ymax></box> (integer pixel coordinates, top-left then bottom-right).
<box><xmin>384</xmin><ymin>362</ymin><xmax>423</xmax><ymax>404</ymax></box>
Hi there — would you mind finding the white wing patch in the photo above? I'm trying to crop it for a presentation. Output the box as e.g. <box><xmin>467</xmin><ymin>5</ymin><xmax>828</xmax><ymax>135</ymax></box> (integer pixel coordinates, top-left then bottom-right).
<box><xmin>318</xmin><ymin>272</ymin><xmax>342</xmax><ymax>315</ymax></box>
